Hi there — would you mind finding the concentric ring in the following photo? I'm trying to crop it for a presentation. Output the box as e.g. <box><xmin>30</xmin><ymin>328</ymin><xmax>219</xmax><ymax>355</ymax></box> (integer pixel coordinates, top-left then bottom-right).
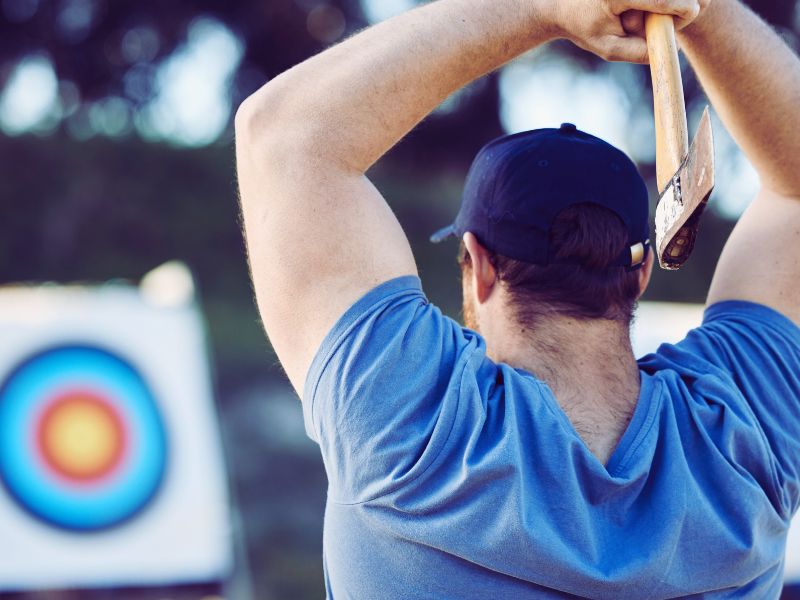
<box><xmin>0</xmin><ymin>345</ymin><xmax>168</xmax><ymax>531</ymax></box>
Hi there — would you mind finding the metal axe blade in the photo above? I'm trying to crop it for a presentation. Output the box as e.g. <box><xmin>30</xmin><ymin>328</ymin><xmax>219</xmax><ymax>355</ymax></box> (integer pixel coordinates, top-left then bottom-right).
<box><xmin>655</xmin><ymin>107</ymin><xmax>715</xmax><ymax>270</ymax></box>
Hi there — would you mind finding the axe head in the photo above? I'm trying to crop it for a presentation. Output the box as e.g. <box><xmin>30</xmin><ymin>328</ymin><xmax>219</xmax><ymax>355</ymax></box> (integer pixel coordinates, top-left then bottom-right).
<box><xmin>655</xmin><ymin>106</ymin><xmax>715</xmax><ymax>270</ymax></box>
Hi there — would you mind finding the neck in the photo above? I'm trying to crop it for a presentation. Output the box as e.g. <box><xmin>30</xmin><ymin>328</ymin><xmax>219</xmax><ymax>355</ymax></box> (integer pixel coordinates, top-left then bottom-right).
<box><xmin>488</xmin><ymin>315</ymin><xmax>641</xmax><ymax>463</ymax></box>
<box><xmin>492</xmin><ymin>316</ymin><xmax>639</xmax><ymax>398</ymax></box>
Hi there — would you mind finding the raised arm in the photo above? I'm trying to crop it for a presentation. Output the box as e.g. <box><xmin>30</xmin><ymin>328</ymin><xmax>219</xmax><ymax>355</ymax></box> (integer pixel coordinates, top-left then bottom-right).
<box><xmin>678</xmin><ymin>1</ymin><xmax>800</xmax><ymax>322</ymax></box>
<box><xmin>235</xmin><ymin>0</ymin><xmax>703</xmax><ymax>395</ymax></box>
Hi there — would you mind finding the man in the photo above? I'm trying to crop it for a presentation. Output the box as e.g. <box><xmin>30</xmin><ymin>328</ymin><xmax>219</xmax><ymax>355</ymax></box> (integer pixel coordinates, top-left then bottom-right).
<box><xmin>235</xmin><ymin>0</ymin><xmax>800</xmax><ymax>596</ymax></box>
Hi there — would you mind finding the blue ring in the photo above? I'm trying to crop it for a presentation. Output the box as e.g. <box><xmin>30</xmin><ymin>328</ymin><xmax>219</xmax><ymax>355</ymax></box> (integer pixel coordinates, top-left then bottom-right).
<box><xmin>0</xmin><ymin>345</ymin><xmax>168</xmax><ymax>531</ymax></box>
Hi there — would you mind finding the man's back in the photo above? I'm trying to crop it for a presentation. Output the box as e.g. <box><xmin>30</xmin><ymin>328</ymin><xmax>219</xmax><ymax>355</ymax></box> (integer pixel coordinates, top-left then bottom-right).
<box><xmin>306</xmin><ymin>277</ymin><xmax>800</xmax><ymax>598</ymax></box>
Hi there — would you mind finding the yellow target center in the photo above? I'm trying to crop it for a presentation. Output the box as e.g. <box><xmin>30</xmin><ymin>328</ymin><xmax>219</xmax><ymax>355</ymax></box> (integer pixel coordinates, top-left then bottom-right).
<box><xmin>39</xmin><ymin>394</ymin><xmax>124</xmax><ymax>481</ymax></box>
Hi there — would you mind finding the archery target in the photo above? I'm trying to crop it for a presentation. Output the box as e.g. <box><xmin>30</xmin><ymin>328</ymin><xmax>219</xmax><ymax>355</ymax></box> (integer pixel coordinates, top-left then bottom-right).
<box><xmin>0</xmin><ymin>272</ymin><xmax>232</xmax><ymax>591</ymax></box>
<box><xmin>0</xmin><ymin>345</ymin><xmax>167</xmax><ymax>531</ymax></box>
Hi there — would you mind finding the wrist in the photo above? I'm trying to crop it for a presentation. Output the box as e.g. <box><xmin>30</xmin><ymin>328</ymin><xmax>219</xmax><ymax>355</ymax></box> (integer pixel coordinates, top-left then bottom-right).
<box><xmin>524</xmin><ymin>0</ymin><xmax>564</xmax><ymax>42</ymax></box>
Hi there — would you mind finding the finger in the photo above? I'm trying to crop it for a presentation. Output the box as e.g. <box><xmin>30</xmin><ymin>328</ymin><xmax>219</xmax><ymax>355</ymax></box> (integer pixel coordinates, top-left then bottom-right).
<box><xmin>609</xmin><ymin>0</ymin><xmax>699</xmax><ymax>22</ymax></box>
<box><xmin>672</xmin><ymin>4</ymin><xmax>702</xmax><ymax>30</ymax></box>
<box><xmin>599</xmin><ymin>35</ymin><xmax>650</xmax><ymax>64</ymax></box>
<box><xmin>620</xmin><ymin>10</ymin><xmax>645</xmax><ymax>37</ymax></box>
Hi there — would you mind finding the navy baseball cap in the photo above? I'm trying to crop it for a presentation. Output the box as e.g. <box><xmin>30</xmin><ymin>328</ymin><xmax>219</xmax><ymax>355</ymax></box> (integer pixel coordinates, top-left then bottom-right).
<box><xmin>431</xmin><ymin>123</ymin><xmax>650</xmax><ymax>269</ymax></box>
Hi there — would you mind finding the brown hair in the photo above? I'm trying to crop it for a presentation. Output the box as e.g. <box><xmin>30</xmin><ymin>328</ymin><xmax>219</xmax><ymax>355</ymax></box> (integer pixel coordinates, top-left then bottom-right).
<box><xmin>459</xmin><ymin>203</ymin><xmax>643</xmax><ymax>326</ymax></box>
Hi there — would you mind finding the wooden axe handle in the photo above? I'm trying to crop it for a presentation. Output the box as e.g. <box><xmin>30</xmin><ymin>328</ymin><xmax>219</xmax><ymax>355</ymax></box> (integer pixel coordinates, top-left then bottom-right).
<box><xmin>646</xmin><ymin>13</ymin><xmax>689</xmax><ymax>192</ymax></box>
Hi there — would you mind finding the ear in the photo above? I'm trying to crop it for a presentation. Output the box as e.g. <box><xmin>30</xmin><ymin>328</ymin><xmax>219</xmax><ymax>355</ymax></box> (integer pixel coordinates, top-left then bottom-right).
<box><xmin>463</xmin><ymin>232</ymin><xmax>498</xmax><ymax>304</ymax></box>
<box><xmin>637</xmin><ymin>247</ymin><xmax>655</xmax><ymax>300</ymax></box>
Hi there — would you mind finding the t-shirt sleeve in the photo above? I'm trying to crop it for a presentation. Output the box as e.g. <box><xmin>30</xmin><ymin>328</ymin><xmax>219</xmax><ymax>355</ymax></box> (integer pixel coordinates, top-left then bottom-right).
<box><xmin>641</xmin><ymin>300</ymin><xmax>800</xmax><ymax>515</ymax></box>
<box><xmin>302</xmin><ymin>275</ymin><xmax>482</xmax><ymax>504</ymax></box>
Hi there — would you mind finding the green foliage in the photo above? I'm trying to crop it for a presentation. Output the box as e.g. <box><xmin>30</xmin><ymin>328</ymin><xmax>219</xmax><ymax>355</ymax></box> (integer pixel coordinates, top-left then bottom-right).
<box><xmin>0</xmin><ymin>133</ymin><xmax>271</xmax><ymax>385</ymax></box>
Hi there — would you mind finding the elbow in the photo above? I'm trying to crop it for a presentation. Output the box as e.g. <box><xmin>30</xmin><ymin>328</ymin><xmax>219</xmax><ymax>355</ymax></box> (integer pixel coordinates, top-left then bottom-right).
<box><xmin>234</xmin><ymin>78</ymin><xmax>324</xmax><ymax>159</ymax></box>
<box><xmin>238</xmin><ymin>64</ymin><xmax>316</xmax><ymax>135</ymax></box>
<box><xmin>233</xmin><ymin>94</ymin><xmax>258</xmax><ymax>141</ymax></box>
<box><xmin>235</xmin><ymin>75</ymin><xmax>359</xmax><ymax>173</ymax></box>
<box><xmin>234</xmin><ymin>81</ymin><xmax>289</xmax><ymax>146</ymax></box>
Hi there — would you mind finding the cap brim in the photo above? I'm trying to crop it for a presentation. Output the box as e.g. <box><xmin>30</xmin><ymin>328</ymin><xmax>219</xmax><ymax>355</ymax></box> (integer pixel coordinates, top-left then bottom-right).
<box><xmin>430</xmin><ymin>224</ymin><xmax>457</xmax><ymax>244</ymax></box>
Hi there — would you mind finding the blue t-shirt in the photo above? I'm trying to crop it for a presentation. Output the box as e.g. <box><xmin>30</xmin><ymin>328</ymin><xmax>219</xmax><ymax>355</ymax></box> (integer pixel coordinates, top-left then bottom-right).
<box><xmin>302</xmin><ymin>276</ymin><xmax>800</xmax><ymax>599</ymax></box>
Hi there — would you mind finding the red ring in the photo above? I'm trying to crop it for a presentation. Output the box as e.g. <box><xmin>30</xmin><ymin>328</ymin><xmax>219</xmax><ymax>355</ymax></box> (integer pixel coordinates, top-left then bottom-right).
<box><xmin>35</xmin><ymin>390</ymin><xmax>127</xmax><ymax>484</ymax></box>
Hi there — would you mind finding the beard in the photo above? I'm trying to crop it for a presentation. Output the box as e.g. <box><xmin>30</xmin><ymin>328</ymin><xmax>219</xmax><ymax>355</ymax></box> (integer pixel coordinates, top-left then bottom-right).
<box><xmin>462</xmin><ymin>289</ymin><xmax>479</xmax><ymax>332</ymax></box>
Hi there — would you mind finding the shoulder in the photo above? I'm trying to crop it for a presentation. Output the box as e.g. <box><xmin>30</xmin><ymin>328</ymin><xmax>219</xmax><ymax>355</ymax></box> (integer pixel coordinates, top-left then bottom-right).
<box><xmin>303</xmin><ymin>275</ymin><xmax>481</xmax><ymax>405</ymax></box>
<box><xmin>703</xmin><ymin>300</ymin><xmax>800</xmax><ymax>337</ymax></box>
<box><xmin>640</xmin><ymin>300</ymin><xmax>800</xmax><ymax>376</ymax></box>
<box><xmin>641</xmin><ymin>299</ymin><xmax>800</xmax><ymax>516</ymax></box>
<box><xmin>303</xmin><ymin>276</ymin><xmax>501</xmax><ymax>503</ymax></box>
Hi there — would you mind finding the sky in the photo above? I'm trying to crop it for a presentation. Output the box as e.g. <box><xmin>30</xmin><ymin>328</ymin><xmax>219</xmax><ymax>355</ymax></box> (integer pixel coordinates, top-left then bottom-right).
<box><xmin>0</xmin><ymin>0</ymin><xmax>759</xmax><ymax>218</ymax></box>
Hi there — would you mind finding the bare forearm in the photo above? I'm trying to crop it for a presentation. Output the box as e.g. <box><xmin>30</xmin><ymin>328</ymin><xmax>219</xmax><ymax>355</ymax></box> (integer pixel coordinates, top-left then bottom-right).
<box><xmin>678</xmin><ymin>0</ymin><xmax>800</xmax><ymax>196</ymax></box>
<box><xmin>237</xmin><ymin>0</ymin><xmax>555</xmax><ymax>173</ymax></box>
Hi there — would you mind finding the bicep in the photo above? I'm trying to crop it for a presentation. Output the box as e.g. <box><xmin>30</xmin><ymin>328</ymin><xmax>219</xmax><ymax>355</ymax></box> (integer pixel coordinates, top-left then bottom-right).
<box><xmin>707</xmin><ymin>187</ymin><xmax>800</xmax><ymax>325</ymax></box>
<box><xmin>236</xmin><ymin>134</ymin><xmax>417</xmax><ymax>395</ymax></box>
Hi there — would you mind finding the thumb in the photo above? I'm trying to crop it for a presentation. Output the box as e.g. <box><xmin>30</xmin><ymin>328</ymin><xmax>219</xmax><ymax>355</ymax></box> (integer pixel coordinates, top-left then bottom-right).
<box><xmin>599</xmin><ymin>35</ymin><xmax>650</xmax><ymax>64</ymax></box>
<box><xmin>621</xmin><ymin>10</ymin><xmax>646</xmax><ymax>37</ymax></box>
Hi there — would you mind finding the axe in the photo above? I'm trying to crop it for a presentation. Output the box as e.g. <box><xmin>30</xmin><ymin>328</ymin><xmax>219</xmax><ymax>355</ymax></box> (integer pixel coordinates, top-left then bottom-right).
<box><xmin>645</xmin><ymin>13</ymin><xmax>715</xmax><ymax>270</ymax></box>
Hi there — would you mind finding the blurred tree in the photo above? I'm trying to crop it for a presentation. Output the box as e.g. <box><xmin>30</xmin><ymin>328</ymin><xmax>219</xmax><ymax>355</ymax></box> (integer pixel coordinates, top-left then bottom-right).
<box><xmin>0</xmin><ymin>0</ymin><xmax>505</xmax><ymax>160</ymax></box>
<box><xmin>0</xmin><ymin>0</ymin><xmax>361</xmax><ymax>103</ymax></box>
<box><xmin>1</xmin><ymin>0</ymin><xmax>796</xmax><ymax>164</ymax></box>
